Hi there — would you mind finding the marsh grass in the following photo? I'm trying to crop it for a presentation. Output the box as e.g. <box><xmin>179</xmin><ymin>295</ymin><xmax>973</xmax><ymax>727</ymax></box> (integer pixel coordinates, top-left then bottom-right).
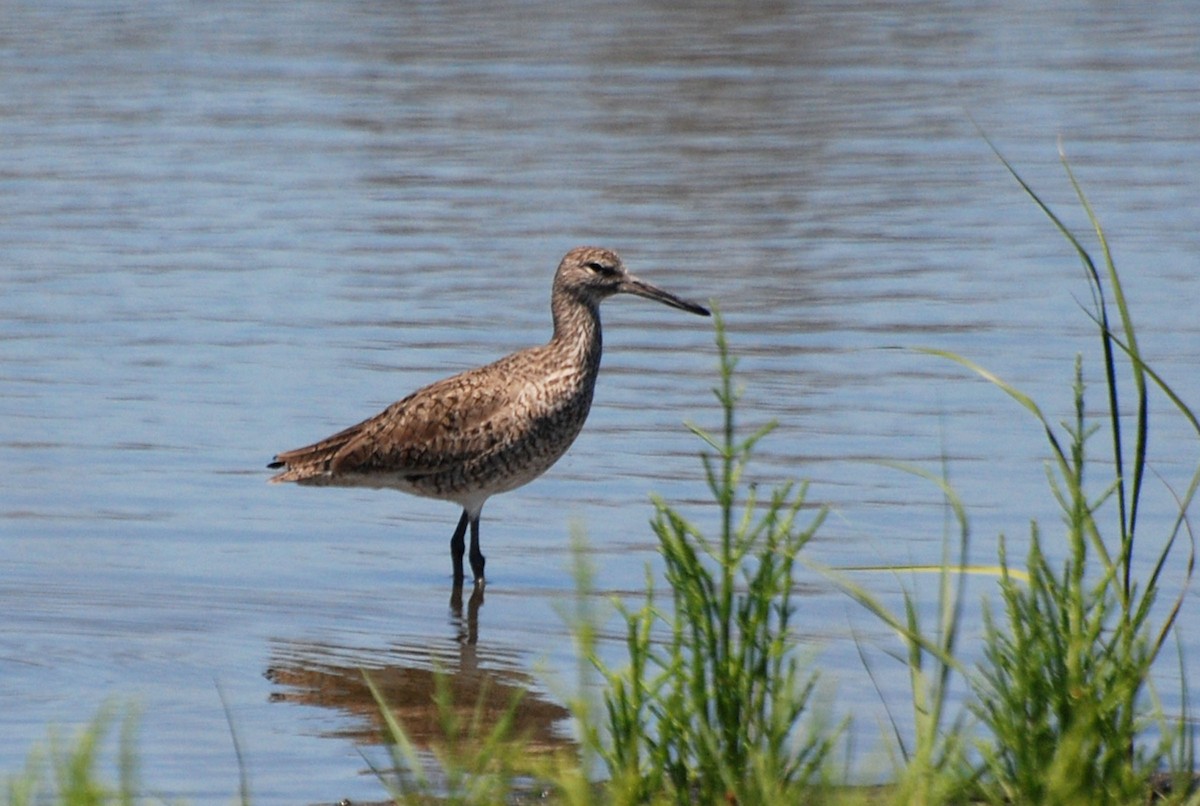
<box><xmin>5</xmin><ymin>705</ymin><xmax>140</xmax><ymax>806</ymax></box>
<box><xmin>572</xmin><ymin>308</ymin><xmax>836</xmax><ymax>805</ymax></box>
<box><xmin>953</xmin><ymin>141</ymin><xmax>1200</xmax><ymax>804</ymax></box>
<box><xmin>826</xmin><ymin>144</ymin><xmax>1198</xmax><ymax>805</ymax></box>
<box><xmin>362</xmin><ymin>670</ymin><xmax>537</xmax><ymax>805</ymax></box>
<box><xmin>823</xmin><ymin>462</ymin><xmax>978</xmax><ymax>806</ymax></box>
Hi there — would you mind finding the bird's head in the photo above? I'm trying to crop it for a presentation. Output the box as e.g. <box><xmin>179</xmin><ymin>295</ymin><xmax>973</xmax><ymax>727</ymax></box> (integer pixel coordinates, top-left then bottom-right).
<box><xmin>553</xmin><ymin>246</ymin><xmax>710</xmax><ymax>316</ymax></box>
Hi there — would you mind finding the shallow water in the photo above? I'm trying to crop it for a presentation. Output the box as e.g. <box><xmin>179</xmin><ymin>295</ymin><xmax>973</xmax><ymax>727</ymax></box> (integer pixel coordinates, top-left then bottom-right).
<box><xmin>2</xmin><ymin>1</ymin><xmax>1199</xmax><ymax>801</ymax></box>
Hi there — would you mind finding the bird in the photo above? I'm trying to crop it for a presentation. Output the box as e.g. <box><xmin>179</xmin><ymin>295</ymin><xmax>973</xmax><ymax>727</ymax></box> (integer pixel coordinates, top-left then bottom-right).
<box><xmin>268</xmin><ymin>246</ymin><xmax>710</xmax><ymax>587</ymax></box>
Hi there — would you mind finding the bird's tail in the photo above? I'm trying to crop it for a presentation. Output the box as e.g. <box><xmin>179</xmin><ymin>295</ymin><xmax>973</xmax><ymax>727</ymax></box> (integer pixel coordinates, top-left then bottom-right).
<box><xmin>267</xmin><ymin>420</ymin><xmax>366</xmax><ymax>483</ymax></box>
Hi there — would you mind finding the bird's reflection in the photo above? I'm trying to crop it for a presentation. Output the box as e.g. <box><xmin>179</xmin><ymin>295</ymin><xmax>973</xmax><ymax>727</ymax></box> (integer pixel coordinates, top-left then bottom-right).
<box><xmin>449</xmin><ymin>583</ymin><xmax>484</xmax><ymax>646</ymax></box>
<box><xmin>265</xmin><ymin>588</ymin><xmax>570</xmax><ymax>752</ymax></box>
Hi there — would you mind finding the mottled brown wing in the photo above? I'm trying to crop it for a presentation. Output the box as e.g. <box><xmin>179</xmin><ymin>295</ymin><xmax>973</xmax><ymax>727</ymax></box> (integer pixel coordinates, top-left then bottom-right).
<box><xmin>269</xmin><ymin>358</ymin><xmax>527</xmax><ymax>483</ymax></box>
<box><xmin>328</xmin><ymin>372</ymin><xmax>517</xmax><ymax>476</ymax></box>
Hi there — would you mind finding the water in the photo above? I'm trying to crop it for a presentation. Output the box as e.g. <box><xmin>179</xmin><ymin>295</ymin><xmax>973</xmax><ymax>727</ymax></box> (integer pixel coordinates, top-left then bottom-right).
<box><xmin>3</xmin><ymin>1</ymin><xmax>1198</xmax><ymax>801</ymax></box>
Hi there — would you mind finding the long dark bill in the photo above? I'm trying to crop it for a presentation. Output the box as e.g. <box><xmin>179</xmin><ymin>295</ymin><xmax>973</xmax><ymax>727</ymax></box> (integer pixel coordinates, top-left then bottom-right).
<box><xmin>620</xmin><ymin>275</ymin><xmax>711</xmax><ymax>316</ymax></box>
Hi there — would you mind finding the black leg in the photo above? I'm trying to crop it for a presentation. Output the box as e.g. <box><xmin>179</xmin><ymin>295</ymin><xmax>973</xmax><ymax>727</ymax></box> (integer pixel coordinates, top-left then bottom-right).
<box><xmin>467</xmin><ymin>514</ymin><xmax>485</xmax><ymax>585</ymax></box>
<box><xmin>449</xmin><ymin>509</ymin><xmax>470</xmax><ymax>584</ymax></box>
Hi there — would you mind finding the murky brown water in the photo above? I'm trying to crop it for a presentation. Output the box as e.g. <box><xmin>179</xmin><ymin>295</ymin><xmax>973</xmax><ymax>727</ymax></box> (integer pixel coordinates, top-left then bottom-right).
<box><xmin>3</xmin><ymin>1</ymin><xmax>1198</xmax><ymax>801</ymax></box>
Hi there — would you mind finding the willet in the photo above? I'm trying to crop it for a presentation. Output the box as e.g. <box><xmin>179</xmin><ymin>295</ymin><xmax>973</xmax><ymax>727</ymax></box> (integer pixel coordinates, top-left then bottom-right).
<box><xmin>268</xmin><ymin>246</ymin><xmax>709</xmax><ymax>586</ymax></box>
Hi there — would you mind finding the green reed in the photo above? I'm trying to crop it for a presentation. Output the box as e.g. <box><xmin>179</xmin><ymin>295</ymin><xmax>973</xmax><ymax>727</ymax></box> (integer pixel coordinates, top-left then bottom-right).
<box><xmin>819</xmin><ymin>460</ymin><xmax>977</xmax><ymax>806</ymax></box>
<box><xmin>952</xmin><ymin>140</ymin><xmax>1199</xmax><ymax>805</ymax></box>
<box><xmin>574</xmin><ymin>308</ymin><xmax>836</xmax><ymax>805</ymax></box>
<box><xmin>4</xmin><ymin>705</ymin><xmax>140</xmax><ymax>806</ymax></box>
<box><xmin>362</xmin><ymin>670</ymin><xmax>533</xmax><ymax>806</ymax></box>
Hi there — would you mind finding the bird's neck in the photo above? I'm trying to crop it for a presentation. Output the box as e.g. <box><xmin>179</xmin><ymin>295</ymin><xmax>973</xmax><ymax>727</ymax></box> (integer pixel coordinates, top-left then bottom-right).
<box><xmin>549</xmin><ymin>290</ymin><xmax>603</xmax><ymax>375</ymax></box>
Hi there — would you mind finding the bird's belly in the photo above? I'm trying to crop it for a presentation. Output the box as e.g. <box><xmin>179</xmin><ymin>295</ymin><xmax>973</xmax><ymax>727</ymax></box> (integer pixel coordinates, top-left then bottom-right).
<box><xmin>433</xmin><ymin>398</ymin><xmax>593</xmax><ymax>500</ymax></box>
<box><xmin>421</xmin><ymin>414</ymin><xmax>585</xmax><ymax>501</ymax></box>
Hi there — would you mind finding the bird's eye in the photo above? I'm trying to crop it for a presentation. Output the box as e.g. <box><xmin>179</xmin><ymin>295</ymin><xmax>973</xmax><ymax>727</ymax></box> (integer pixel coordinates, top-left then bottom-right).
<box><xmin>585</xmin><ymin>261</ymin><xmax>618</xmax><ymax>276</ymax></box>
